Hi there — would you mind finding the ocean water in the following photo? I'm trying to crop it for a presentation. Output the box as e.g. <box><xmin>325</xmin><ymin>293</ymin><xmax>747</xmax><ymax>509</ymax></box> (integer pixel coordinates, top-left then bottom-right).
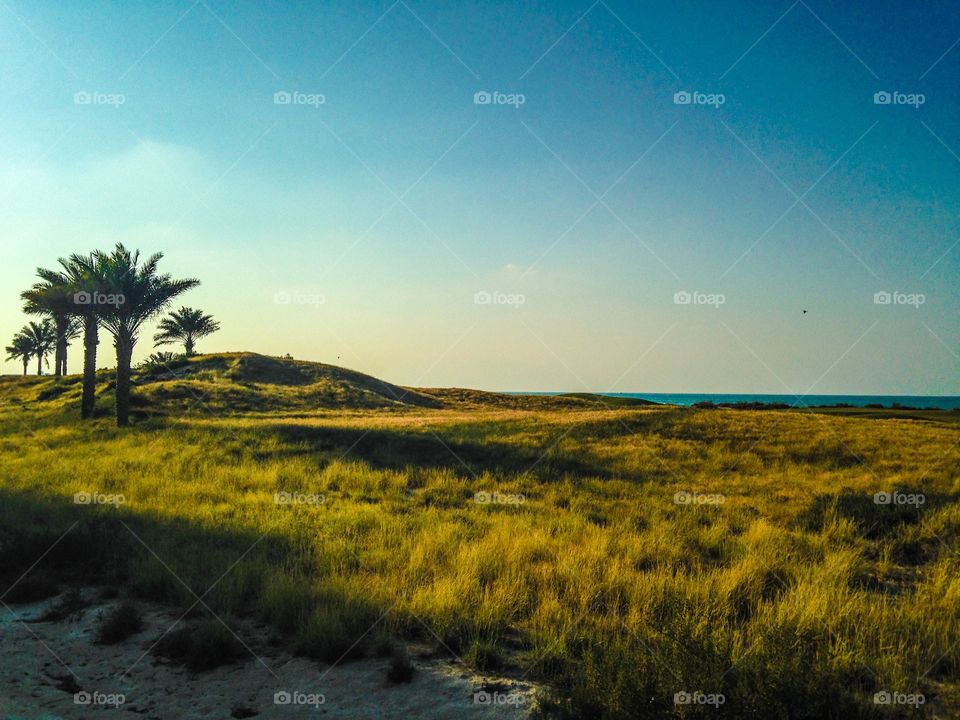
<box><xmin>523</xmin><ymin>393</ymin><xmax>960</xmax><ymax>410</ymax></box>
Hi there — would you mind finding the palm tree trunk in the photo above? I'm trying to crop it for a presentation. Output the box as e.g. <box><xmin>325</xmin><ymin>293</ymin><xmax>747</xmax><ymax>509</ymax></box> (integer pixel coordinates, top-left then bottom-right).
<box><xmin>185</xmin><ymin>336</ymin><xmax>195</xmax><ymax>356</ymax></box>
<box><xmin>36</xmin><ymin>353</ymin><xmax>42</xmax><ymax>376</ymax></box>
<box><xmin>22</xmin><ymin>358</ymin><xmax>28</xmax><ymax>376</ymax></box>
<box><xmin>81</xmin><ymin>315</ymin><xmax>98</xmax><ymax>419</ymax></box>
<box><xmin>54</xmin><ymin>315</ymin><xmax>66</xmax><ymax>378</ymax></box>
<box><xmin>115</xmin><ymin>335</ymin><xmax>133</xmax><ymax>426</ymax></box>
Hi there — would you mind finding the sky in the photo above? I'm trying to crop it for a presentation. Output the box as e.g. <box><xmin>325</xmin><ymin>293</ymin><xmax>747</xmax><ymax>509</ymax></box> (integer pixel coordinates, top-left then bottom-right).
<box><xmin>1</xmin><ymin>0</ymin><xmax>957</xmax><ymax>394</ymax></box>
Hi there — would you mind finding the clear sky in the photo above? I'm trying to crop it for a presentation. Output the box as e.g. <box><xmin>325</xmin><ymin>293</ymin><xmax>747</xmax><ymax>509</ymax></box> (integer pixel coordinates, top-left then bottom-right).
<box><xmin>1</xmin><ymin>0</ymin><xmax>957</xmax><ymax>394</ymax></box>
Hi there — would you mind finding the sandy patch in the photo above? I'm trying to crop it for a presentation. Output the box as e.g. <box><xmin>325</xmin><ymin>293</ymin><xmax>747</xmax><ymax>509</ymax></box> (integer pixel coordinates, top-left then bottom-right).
<box><xmin>0</xmin><ymin>590</ymin><xmax>538</xmax><ymax>719</ymax></box>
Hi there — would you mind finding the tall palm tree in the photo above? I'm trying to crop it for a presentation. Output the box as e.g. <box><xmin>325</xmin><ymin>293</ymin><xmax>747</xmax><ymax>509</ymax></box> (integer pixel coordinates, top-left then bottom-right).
<box><xmin>21</xmin><ymin>269</ymin><xmax>74</xmax><ymax>378</ymax></box>
<box><xmin>153</xmin><ymin>307</ymin><xmax>220</xmax><ymax>356</ymax></box>
<box><xmin>6</xmin><ymin>332</ymin><xmax>35</xmax><ymax>376</ymax></box>
<box><xmin>94</xmin><ymin>244</ymin><xmax>198</xmax><ymax>426</ymax></box>
<box><xmin>21</xmin><ymin>320</ymin><xmax>56</xmax><ymax>376</ymax></box>
<box><xmin>58</xmin><ymin>253</ymin><xmax>106</xmax><ymax>418</ymax></box>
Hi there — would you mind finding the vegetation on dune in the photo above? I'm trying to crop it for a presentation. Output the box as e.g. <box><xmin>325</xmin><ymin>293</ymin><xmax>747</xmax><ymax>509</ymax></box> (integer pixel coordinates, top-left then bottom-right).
<box><xmin>1</xmin><ymin>366</ymin><xmax>958</xmax><ymax>717</ymax></box>
<box><xmin>7</xmin><ymin>319</ymin><xmax>56</xmax><ymax>376</ymax></box>
<box><xmin>7</xmin><ymin>244</ymin><xmax>217</xmax><ymax>425</ymax></box>
<box><xmin>5</xmin><ymin>332</ymin><xmax>35</xmax><ymax>376</ymax></box>
<box><xmin>3</xmin><ymin>250</ymin><xmax>957</xmax><ymax>716</ymax></box>
<box><xmin>92</xmin><ymin>244</ymin><xmax>200</xmax><ymax>426</ymax></box>
<box><xmin>153</xmin><ymin>306</ymin><xmax>221</xmax><ymax>357</ymax></box>
<box><xmin>21</xmin><ymin>267</ymin><xmax>74</xmax><ymax>377</ymax></box>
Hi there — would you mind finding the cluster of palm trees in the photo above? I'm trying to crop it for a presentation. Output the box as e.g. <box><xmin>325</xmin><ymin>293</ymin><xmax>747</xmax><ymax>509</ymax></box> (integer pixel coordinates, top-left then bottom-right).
<box><xmin>5</xmin><ymin>243</ymin><xmax>220</xmax><ymax>426</ymax></box>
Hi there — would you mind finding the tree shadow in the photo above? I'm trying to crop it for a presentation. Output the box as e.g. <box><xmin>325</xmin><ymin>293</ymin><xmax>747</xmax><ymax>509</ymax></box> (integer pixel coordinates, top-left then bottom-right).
<box><xmin>261</xmin><ymin>422</ymin><xmax>617</xmax><ymax>480</ymax></box>
<box><xmin>0</xmin><ymin>488</ymin><xmax>397</xmax><ymax>671</ymax></box>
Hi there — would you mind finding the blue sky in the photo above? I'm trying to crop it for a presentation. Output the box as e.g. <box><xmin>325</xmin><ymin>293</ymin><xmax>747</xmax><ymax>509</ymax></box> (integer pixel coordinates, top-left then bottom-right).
<box><xmin>1</xmin><ymin>0</ymin><xmax>957</xmax><ymax>393</ymax></box>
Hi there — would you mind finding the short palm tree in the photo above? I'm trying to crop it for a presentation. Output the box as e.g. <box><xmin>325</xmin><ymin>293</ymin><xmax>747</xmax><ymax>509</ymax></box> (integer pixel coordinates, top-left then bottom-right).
<box><xmin>62</xmin><ymin>317</ymin><xmax>81</xmax><ymax>374</ymax></box>
<box><xmin>6</xmin><ymin>333</ymin><xmax>35</xmax><ymax>376</ymax></box>
<box><xmin>21</xmin><ymin>269</ymin><xmax>74</xmax><ymax>378</ymax></box>
<box><xmin>94</xmin><ymin>244</ymin><xmax>198</xmax><ymax>426</ymax></box>
<box><xmin>20</xmin><ymin>320</ymin><xmax>56</xmax><ymax>375</ymax></box>
<box><xmin>153</xmin><ymin>307</ymin><xmax>220</xmax><ymax>356</ymax></box>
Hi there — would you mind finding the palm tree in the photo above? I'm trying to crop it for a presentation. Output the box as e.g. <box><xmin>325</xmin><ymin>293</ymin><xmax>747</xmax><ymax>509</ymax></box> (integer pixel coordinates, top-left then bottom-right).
<box><xmin>6</xmin><ymin>333</ymin><xmax>35</xmax><ymax>376</ymax></box>
<box><xmin>94</xmin><ymin>244</ymin><xmax>198</xmax><ymax>426</ymax></box>
<box><xmin>21</xmin><ymin>320</ymin><xmax>56</xmax><ymax>375</ymax></box>
<box><xmin>62</xmin><ymin>317</ymin><xmax>81</xmax><ymax>375</ymax></box>
<box><xmin>153</xmin><ymin>307</ymin><xmax>220</xmax><ymax>356</ymax></box>
<box><xmin>21</xmin><ymin>269</ymin><xmax>74</xmax><ymax>378</ymax></box>
<box><xmin>58</xmin><ymin>253</ymin><xmax>106</xmax><ymax>418</ymax></box>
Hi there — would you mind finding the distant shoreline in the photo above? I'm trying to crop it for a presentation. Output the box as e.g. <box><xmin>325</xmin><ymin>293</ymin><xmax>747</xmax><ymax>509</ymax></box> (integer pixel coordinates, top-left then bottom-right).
<box><xmin>510</xmin><ymin>393</ymin><xmax>960</xmax><ymax>411</ymax></box>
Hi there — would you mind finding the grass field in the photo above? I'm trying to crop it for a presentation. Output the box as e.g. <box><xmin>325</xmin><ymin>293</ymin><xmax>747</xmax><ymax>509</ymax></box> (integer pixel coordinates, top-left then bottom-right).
<box><xmin>1</xmin><ymin>353</ymin><xmax>958</xmax><ymax>718</ymax></box>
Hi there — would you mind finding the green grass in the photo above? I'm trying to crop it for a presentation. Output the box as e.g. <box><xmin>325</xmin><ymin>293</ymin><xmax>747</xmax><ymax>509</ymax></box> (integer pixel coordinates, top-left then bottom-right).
<box><xmin>0</xmin><ymin>354</ymin><xmax>958</xmax><ymax>717</ymax></box>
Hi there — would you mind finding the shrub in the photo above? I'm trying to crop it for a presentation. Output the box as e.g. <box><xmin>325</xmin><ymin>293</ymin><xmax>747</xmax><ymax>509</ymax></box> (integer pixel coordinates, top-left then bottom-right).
<box><xmin>95</xmin><ymin>601</ymin><xmax>144</xmax><ymax>644</ymax></box>
<box><xmin>153</xmin><ymin>619</ymin><xmax>245</xmax><ymax>671</ymax></box>
<box><xmin>386</xmin><ymin>647</ymin><xmax>416</xmax><ymax>683</ymax></box>
<box><xmin>39</xmin><ymin>587</ymin><xmax>87</xmax><ymax>622</ymax></box>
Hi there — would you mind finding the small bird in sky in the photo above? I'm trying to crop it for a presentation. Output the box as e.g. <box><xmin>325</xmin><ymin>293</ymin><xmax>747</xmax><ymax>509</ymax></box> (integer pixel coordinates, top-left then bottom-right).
<box><xmin>802</xmin><ymin>310</ymin><xmax>808</xmax><ymax>314</ymax></box>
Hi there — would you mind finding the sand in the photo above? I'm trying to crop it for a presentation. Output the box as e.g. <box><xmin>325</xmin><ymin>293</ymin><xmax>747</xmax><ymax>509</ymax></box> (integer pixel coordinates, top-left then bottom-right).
<box><xmin>0</xmin><ymin>590</ymin><xmax>538</xmax><ymax>719</ymax></box>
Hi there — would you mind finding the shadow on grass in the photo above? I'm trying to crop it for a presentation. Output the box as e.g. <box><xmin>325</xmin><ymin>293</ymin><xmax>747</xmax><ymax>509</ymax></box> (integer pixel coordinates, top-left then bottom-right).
<box><xmin>0</xmin><ymin>488</ymin><xmax>913</xmax><ymax>719</ymax></box>
<box><xmin>797</xmin><ymin>487</ymin><xmax>950</xmax><ymax>540</ymax></box>
<box><xmin>0</xmin><ymin>488</ymin><xmax>383</xmax><ymax>668</ymax></box>
<box><xmin>263</xmin><ymin>422</ymin><xmax>619</xmax><ymax>481</ymax></box>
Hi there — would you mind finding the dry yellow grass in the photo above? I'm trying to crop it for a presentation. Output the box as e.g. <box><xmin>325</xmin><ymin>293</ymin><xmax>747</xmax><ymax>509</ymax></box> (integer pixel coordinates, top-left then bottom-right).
<box><xmin>1</xmin><ymin>356</ymin><xmax>958</xmax><ymax>718</ymax></box>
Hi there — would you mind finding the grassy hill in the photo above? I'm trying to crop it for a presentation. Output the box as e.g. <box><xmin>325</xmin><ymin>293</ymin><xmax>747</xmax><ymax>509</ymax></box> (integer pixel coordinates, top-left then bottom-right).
<box><xmin>1</xmin><ymin>353</ymin><xmax>958</xmax><ymax>718</ymax></box>
<box><xmin>1</xmin><ymin>352</ymin><xmax>659</xmax><ymax>416</ymax></box>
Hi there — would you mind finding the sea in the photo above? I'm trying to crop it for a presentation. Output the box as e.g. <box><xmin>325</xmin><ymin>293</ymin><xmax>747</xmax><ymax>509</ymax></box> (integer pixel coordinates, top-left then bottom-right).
<box><xmin>522</xmin><ymin>393</ymin><xmax>960</xmax><ymax>410</ymax></box>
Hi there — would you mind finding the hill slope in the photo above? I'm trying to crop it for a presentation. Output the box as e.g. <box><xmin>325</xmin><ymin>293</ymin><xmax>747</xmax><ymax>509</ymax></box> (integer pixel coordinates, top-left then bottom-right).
<box><xmin>1</xmin><ymin>352</ymin><xmax>658</xmax><ymax>415</ymax></box>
